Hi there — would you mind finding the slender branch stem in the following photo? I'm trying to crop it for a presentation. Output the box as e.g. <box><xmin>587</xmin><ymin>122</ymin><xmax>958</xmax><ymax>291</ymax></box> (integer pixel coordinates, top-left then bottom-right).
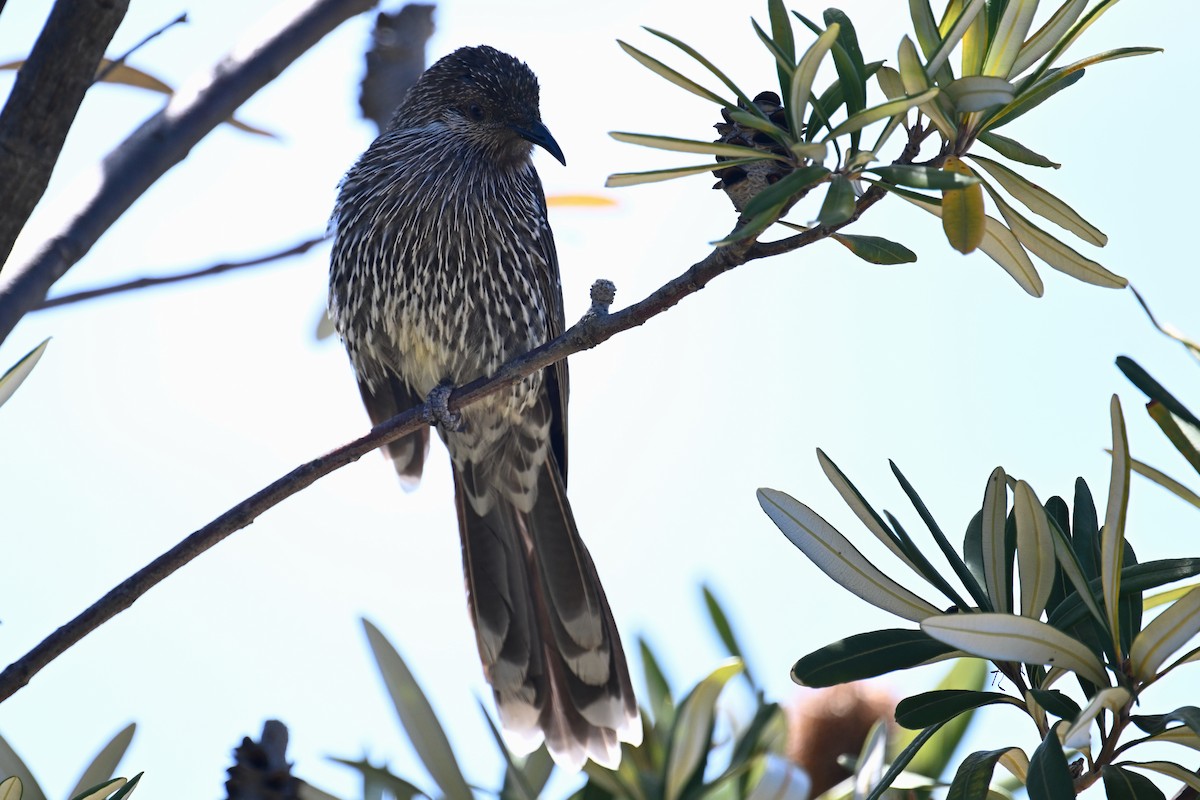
<box><xmin>94</xmin><ymin>13</ymin><xmax>189</xmax><ymax>84</ymax></box>
<box><xmin>32</xmin><ymin>234</ymin><xmax>327</xmax><ymax>311</ymax></box>
<box><xmin>0</xmin><ymin>126</ymin><xmax>928</xmax><ymax>704</ymax></box>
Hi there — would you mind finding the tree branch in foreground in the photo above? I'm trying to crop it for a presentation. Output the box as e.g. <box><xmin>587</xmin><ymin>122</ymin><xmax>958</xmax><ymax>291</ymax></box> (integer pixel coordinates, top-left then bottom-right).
<box><xmin>0</xmin><ymin>0</ymin><xmax>375</xmax><ymax>346</ymax></box>
<box><xmin>0</xmin><ymin>0</ymin><xmax>131</xmax><ymax>271</ymax></box>
<box><xmin>32</xmin><ymin>234</ymin><xmax>327</xmax><ymax>311</ymax></box>
<box><xmin>0</xmin><ymin>172</ymin><xmax>894</xmax><ymax>702</ymax></box>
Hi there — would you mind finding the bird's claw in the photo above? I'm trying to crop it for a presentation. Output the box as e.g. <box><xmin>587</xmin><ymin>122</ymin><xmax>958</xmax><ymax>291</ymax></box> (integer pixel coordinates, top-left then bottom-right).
<box><xmin>425</xmin><ymin>383</ymin><xmax>464</xmax><ymax>432</ymax></box>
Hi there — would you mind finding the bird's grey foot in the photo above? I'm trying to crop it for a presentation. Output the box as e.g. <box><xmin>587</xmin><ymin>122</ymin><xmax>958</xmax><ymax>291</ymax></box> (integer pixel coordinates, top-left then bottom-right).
<box><xmin>425</xmin><ymin>383</ymin><xmax>464</xmax><ymax>432</ymax></box>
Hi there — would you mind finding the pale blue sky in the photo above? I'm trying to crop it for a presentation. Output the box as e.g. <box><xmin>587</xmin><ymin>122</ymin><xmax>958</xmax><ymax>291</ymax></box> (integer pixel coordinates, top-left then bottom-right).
<box><xmin>0</xmin><ymin>0</ymin><xmax>1197</xmax><ymax>797</ymax></box>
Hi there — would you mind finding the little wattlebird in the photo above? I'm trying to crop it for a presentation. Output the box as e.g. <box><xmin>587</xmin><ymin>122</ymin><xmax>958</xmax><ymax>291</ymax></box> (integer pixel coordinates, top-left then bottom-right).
<box><xmin>328</xmin><ymin>45</ymin><xmax>640</xmax><ymax>769</ymax></box>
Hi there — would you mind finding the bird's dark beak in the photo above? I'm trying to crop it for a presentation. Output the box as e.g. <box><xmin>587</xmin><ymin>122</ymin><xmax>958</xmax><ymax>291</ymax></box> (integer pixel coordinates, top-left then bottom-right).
<box><xmin>514</xmin><ymin>121</ymin><xmax>566</xmax><ymax>166</ymax></box>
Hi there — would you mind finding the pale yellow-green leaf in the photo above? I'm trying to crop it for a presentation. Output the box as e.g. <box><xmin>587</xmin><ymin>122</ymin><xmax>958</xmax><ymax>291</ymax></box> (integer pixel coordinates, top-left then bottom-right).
<box><xmin>0</xmin><ymin>733</ymin><xmax>43</xmax><ymax>800</ymax></box>
<box><xmin>791</xmin><ymin>141</ymin><xmax>829</xmax><ymax>161</ymax></box>
<box><xmin>998</xmin><ymin>748</ymin><xmax>1030</xmax><ymax>783</ymax></box>
<box><xmin>824</xmin><ymin>88</ymin><xmax>939</xmax><ymax>141</ymax></box>
<box><xmin>970</xmin><ymin>154</ymin><xmax>1106</xmax><ymax>245</ymax></box>
<box><xmin>921</xmin><ymin>613</ymin><xmax>1109</xmax><ymax>686</ymax></box>
<box><xmin>362</xmin><ymin>619</ymin><xmax>473</xmax><ymax>800</ymax></box>
<box><xmin>982</xmin><ymin>0</ymin><xmax>1038</xmax><ymax>77</ymax></box>
<box><xmin>1103</xmin><ymin>394</ymin><xmax>1131</xmax><ymax>660</ymax></box>
<box><xmin>605</xmin><ymin>157</ymin><xmax>764</xmax><ymax>188</ymax></box>
<box><xmin>985</xmin><ymin>186</ymin><xmax>1125</xmax><ymax>288</ymax></box>
<box><xmin>617</xmin><ymin>41</ymin><xmax>732</xmax><ymax>107</ymax></box>
<box><xmin>666</xmin><ymin>659</ymin><xmax>744</xmax><ymax>800</ymax></box>
<box><xmin>1014</xmin><ymin>481</ymin><xmax>1056</xmax><ymax>620</ymax></box>
<box><xmin>1118</xmin><ymin>762</ymin><xmax>1200</xmax><ymax>793</ymax></box>
<box><xmin>817</xmin><ymin>449</ymin><xmax>924</xmax><ymax>576</ymax></box>
<box><xmin>944</xmin><ymin>75</ymin><xmax>1016</xmax><ymax>113</ymax></box>
<box><xmin>942</xmin><ymin>156</ymin><xmax>986</xmax><ymax>253</ymax></box>
<box><xmin>1148</xmin><ymin>727</ymin><xmax>1200</xmax><ymax>751</ymax></box>
<box><xmin>1145</xmin><ymin>584</ymin><xmax>1200</xmax><ymax>611</ymax></box>
<box><xmin>70</xmin><ymin>724</ymin><xmax>136</xmax><ymax>800</ymax></box>
<box><xmin>1010</xmin><ymin>0</ymin><xmax>1089</xmax><ymax>76</ymax></box>
<box><xmin>70</xmin><ymin>777</ymin><xmax>125</xmax><ymax>800</ymax></box>
<box><xmin>982</xmin><ymin>467</ymin><xmax>1011</xmax><ymax>614</ymax></box>
<box><xmin>926</xmin><ymin>0</ymin><xmax>987</xmax><ymax>77</ymax></box>
<box><xmin>610</xmin><ymin>132</ymin><xmax>790</xmax><ymax>162</ymax></box>
<box><xmin>908</xmin><ymin>0</ymin><xmax>941</xmax><ymax>60</ymax></box>
<box><xmin>0</xmin><ymin>777</ymin><xmax>19</xmax><ymax>800</ymax></box>
<box><xmin>876</xmin><ymin>66</ymin><xmax>905</xmax><ymax>100</ymax></box>
<box><xmin>897</xmin><ymin>37</ymin><xmax>956</xmax><ymax>139</ymax></box>
<box><xmin>789</xmin><ymin>23</ymin><xmax>840</xmax><ymax>137</ymax></box>
<box><xmin>960</xmin><ymin>1</ymin><xmax>989</xmax><ymax>76</ymax></box>
<box><xmin>757</xmin><ymin>488</ymin><xmax>942</xmax><ymax>622</ymax></box>
<box><xmin>1130</xmin><ymin>586</ymin><xmax>1200</xmax><ymax>681</ymax></box>
<box><xmin>0</xmin><ymin>337</ymin><xmax>49</xmax><ymax>409</ymax></box>
<box><xmin>1060</xmin><ymin>687</ymin><xmax>1130</xmax><ymax>750</ymax></box>
<box><xmin>1127</xmin><ymin>457</ymin><xmax>1200</xmax><ymax>510</ymax></box>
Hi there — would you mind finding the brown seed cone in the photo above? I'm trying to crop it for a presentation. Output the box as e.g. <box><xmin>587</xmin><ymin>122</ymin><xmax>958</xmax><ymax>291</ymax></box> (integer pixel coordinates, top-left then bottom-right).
<box><xmin>224</xmin><ymin>720</ymin><xmax>301</xmax><ymax>800</ymax></box>
<box><xmin>785</xmin><ymin>683</ymin><xmax>896</xmax><ymax>798</ymax></box>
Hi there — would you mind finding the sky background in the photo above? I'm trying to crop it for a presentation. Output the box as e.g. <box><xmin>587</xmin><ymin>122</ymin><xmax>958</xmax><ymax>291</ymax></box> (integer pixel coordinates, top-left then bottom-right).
<box><xmin>0</xmin><ymin>0</ymin><xmax>1198</xmax><ymax>797</ymax></box>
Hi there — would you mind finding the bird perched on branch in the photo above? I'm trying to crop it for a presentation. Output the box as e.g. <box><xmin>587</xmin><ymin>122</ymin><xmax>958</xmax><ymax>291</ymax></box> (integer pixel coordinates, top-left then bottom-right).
<box><xmin>328</xmin><ymin>45</ymin><xmax>640</xmax><ymax>770</ymax></box>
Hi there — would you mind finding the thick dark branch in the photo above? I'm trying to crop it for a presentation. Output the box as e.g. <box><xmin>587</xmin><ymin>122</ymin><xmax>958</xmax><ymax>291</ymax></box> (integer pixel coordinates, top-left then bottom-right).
<box><xmin>0</xmin><ymin>0</ymin><xmax>375</xmax><ymax>346</ymax></box>
<box><xmin>0</xmin><ymin>0</ymin><xmax>131</xmax><ymax>271</ymax></box>
<box><xmin>33</xmin><ymin>234</ymin><xmax>327</xmax><ymax>311</ymax></box>
<box><xmin>0</xmin><ymin>124</ymin><xmax>932</xmax><ymax>703</ymax></box>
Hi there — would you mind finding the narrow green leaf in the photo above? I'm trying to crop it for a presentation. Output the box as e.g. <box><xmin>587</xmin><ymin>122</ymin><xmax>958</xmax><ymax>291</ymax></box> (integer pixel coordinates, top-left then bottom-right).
<box><xmin>817</xmin><ymin>175</ymin><xmax>855</xmax><ymax>225</ymax></box>
<box><xmin>1128</xmin><ymin>457</ymin><xmax>1200</xmax><ymax>510</ymax></box>
<box><xmin>644</xmin><ymin>27</ymin><xmax>759</xmax><ymax>113</ymax></box>
<box><xmin>617</xmin><ymin>40</ymin><xmax>734</xmax><ymax>107</ymax></box>
<box><xmin>945</xmin><ymin>748</ymin><xmax>1013</xmax><ymax>800</ymax></box>
<box><xmin>1027</xmin><ymin>722</ymin><xmax>1074</xmax><ymax>800</ymax></box>
<box><xmin>869</xmin><ymin>165</ymin><xmax>979</xmax><ymax>190</ymax></box>
<box><xmin>977</xmin><ymin>130</ymin><xmax>1060</xmax><ymax>168</ymax></box>
<box><xmin>1118</xmin><ymin>762</ymin><xmax>1200</xmax><ymax>794</ymax></box>
<box><xmin>1103</xmin><ymin>765</ymin><xmax>1167</xmax><ymax>800</ymax></box>
<box><xmin>984</xmin><ymin>67</ymin><xmax>1085</xmax><ymax>130</ymax></box>
<box><xmin>1042</xmin><ymin>500</ymin><xmax>1109</xmax><ymax>630</ymax></box>
<box><xmin>70</xmin><ymin>724</ymin><xmax>137</xmax><ymax>800</ymax></box>
<box><xmin>0</xmin><ymin>732</ymin><xmax>44</xmax><ymax>800</ymax></box>
<box><xmin>703</xmin><ymin>585</ymin><xmax>755</xmax><ymax>687</ymax></box>
<box><xmin>981</xmin><ymin>0</ymin><xmax>1038</xmax><ymax>78</ymax></box>
<box><xmin>109</xmin><ymin>773</ymin><xmax>142</xmax><ymax>800</ymax></box>
<box><xmin>666</xmin><ymin>660</ymin><xmax>743</xmax><ymax>800</ymax></box>
<box><xmin>742</xmin><ymin>164</ymin><xmax>831</xmax><ymax>218</ymax></box>
<box><xmin>925</xmin><ymin>0</ymin><xmax>987</xmax><ymax>77</ymax></box>
<box><xmin>864</xmin><ymin>722</ymin><xmax>948</xmax><ymax>800</ymax></box>
<box><xmin>885</xmin><ymin>511</ymin><xmax>971</xmax><ymax>610</ymax></box>
<box><xmin>479</xmin><ymin>701</ymin><xmax>541</xmax><ymax>800</ymax></box>
<box><xmin>908</xmin><ymin>0</ymin><xmax>941</xmax><ymax>61</ymax></box>
<box><xmin>1027</xmin><ymin>689</ymin><xmax>1081</xmax><ymax>720</ymax></box>
<box><xmin>825</xmin><ymin>88</ymin><xmax>940</xmax><ymax>140</ymax></box>
<box><xmin>609</xmin><ymin>132</ymin><xmax>789</xmax><ymax>162</ymax></box>
<box><xmin>1049</xmin><ymin>559</ymin><xmax>1200</xmax><ymax>632</ymax></box>
<box><xmin>1117</xmin><ymin>356</ymin><xmax>1200</xmax><ymax>427</ymax></box>
<box><xmin>896</xmin><ymin>690</ymin><xmax>1023</xmax><ymax>729</ymax></box>
<box><xmin>921</xmin><ymin>613</ymin><xmax>1109</xmax><ymax>686</ymax></box>
<box><xmin>758</xmin><ymin>488</ymin><xmax>942</xmax><ymax>622</ymax></box>
<box><xmin>944</xmin><ymin>75</ymin><xmax>1016</xmax><ymax>113</ymax></box>
<box><xmin>727</xmin><ymin>108</ymin><xmax>793</xmax><ymax>142</ymax></box>
<box><xmin>1131</xmin><ymin>707</ymin><xmax>1200</xmax><ymax>737</ymax></box>
<box><xmin>752</xmin><ymin>18</ymin><xmax>798</xmax><ymax>87</ymax></box>
<box><xmin>1130</xmin><ymin>586</ymin><xmax>1200</xmax><ymax>681</ymax></box>
<box><xmin>971</xmin><ymin>154</ymin><xmax>1105</xmax><ymax>245</ymax></box>
<box><xmin>714</xmin><ymin>201</ymin><xmax>788</xmax><ymax>247</ymax></box>
<box><xmin>1062</xmin><ymin>687</ymin><xmax>1131</xmax><ymax>749</ymax></box>
<box><xmin>331</xmin><ymin>757</ymin><xmax>426</xmax><ymax>800</ymax></box>
<box><xmin>1014</xmin><ymin>482</ymin><xmax>1057</xmax><ymax>620</ymax></box>
<box><xmin>897</xmin><ymin>36</ymin><xmax>957</xmax><ymax>139</ymax></box>
<box><xmin>767</xmin><ymin>0</ymin><xmax>796</xmax><ymax>102</ymax></box>
<box><xmin>362</xmin><ymin>619</ymin><xmax>473</xmax><ymax>800</ymax></box>
<box><xmin>1010</xmin><ymin>0</ymin><xmax>1088</xmax><ymax>77</ymax></box>
<box><xmin>889</xmin><ymin>461</ymin><xmax>991</xmax><ymax>609</ymax></box>
<box><xmin>788</xmin><ymin>24</ymin><xmax>841</xmax><ymax>141</ymax></box>
<box><xmin>0</xmin><ymin>337</ymin><xmax>49</xmax><ymax>410</ymax></box>
<box><xmin>982</xmin><ymin>467</ymin><xmax>1011</xmax><ymax>614</ymax></box>
<box><xmin>639</xmin><ymin>637</ymin><xmax>675</xmax><ymax>728</ymax></box>
<box><xmin>606</xmin><ymin>157</ymin><xmax>764</xmax><ymax>188</ymax></box>
<box><xmin>1103</xmin><ymin>396</ymin><xmax>1131</xmax><ymax>661</ymax></box>
<box><xmin>824</xmin><ymin>8</ymin><xmax>868</xmax><ymax>149</ymax></box>
<box><xmin>901</xmin><ymin>659</ymin><xmax>991</xmax><ymax>780</ymax></box>
<box><xmin>831</xmin><ymin>233</ymin><xmax>917</xmax><ymax>264</ymax></box>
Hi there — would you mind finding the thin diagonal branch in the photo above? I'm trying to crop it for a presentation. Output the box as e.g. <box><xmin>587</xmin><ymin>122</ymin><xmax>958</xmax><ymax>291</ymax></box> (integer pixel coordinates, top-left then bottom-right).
<box><xmin>0</xmin><ymin>0</ymin><xmax>375</xmax><ymax>346</ymax></box>
<box><xmin>32</xmin><ymin>234</ymin><xmax>327</xmax><ymax>311</ymax></box>
<box><xmin>0</xmin><ymin>160</ymin><xmax>903</xmax><ymax>702</ymax></box>
<box><xmin>0</xmin><ymin>0</ymin><xmax>131</xmax><ymax>271</ymax></box>
<box><xmin>94</xmin><ymin>12</ymin><xmax>189</xmax><ymax>84</ymax></box>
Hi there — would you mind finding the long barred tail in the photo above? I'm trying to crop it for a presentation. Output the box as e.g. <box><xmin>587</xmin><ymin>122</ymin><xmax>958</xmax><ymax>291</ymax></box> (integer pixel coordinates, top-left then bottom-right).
<box><xmin>453</xmin><ymin>452</ymin><xmax>641</xmax><ymax>770</ymax></box>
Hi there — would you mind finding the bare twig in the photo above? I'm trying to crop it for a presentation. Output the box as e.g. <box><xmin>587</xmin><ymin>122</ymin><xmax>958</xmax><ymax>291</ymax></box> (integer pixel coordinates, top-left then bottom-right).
<box><xmin>94</xmin><ymin>12</ymin><xmax>189</xmax><ymax>84</ymax></box>
<box><xmin>0</xmin><ymin>0</ymin><xmax>131</xmax><ymax>272</ymax></box>
<box><xmin>33</xmin><ymin>234</ymin><xmax>327</xmax><ymax>311</ymax></box>
<box><xmin>0</xmin><ymin>0</ymin><xmax>376</xmax><ymax>347</ymax></box>
<box><xmin>1129</xmin><ymin>283</ymin><xmax>1200</xmax><ymax>361</ymax></box>
<box><xmin>0</xmin><ymin>151</ymin><xmax>910</xmax><ymax>701</ymax></box>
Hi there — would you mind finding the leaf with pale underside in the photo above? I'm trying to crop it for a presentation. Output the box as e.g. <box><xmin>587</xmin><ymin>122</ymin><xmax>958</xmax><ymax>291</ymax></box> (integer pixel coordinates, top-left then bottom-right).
<box><xmin>824</xmin><ymin>88</ymin><xmax>939</xmax><ymax>141</ymax></box>
<box><xmin>1130</xmin><ymin>586</ymin><xmax>1200</xmax><ymax>681</ymax></box>
<box><xmin>982</xmin><ymin>467</ymin><xmax>1011</xmax><ymax>614</ymax></box>
<box><xmin>1010</xmin><ymin>0</ymin><xmax>1088</xmax><ymax>77</ymax></box>
<box><xmin>924</xmin><ymin>0</ymin><xmax>987</xmax><ymax>78</ymax></box>
<box><xmin>978</xmin><ymin>131</ymin><xmax>1060</xmax><ymax>168</ymax></box>
<box><xmin>817</xmin><ymin>449</ymin><xmax>923</xmax><ymax>574</ymax></box>
<box><xmin>981</xmin><ymin>0</ymin><xmax>1038</xmax><ymax>78</ymax></box>
<box><xmin>1014</xmin><ymin>481</ymin><xmax>1057</xmax><ymax>620</ymax></box>
<box><xmin>921</xmin><ymin>613</ymin><xmax>1109</xmax><ymax>686</ymax></box>
<box><xmin>0</xmin><ymin>338</ymin><xmax>49</xmax><ymax>410</ymax></box>
<box><xmin>1103</xmin><ymin>395</ymin><xmax>1131</xmax><ymax>660</ymax></box>
<box><xmin>606</xmin><ymin>157</ymin><xmax>764</xmax><ymax>188</ymax></box>
<box><xmin>617</xmin><ymin>40</ymin><xmax>733</xmax><ymax>107</ymax></box>
<box><xmin>609</xmin><ymin>132</ymin><xmax>790</xmax><ymax>162</ymax></box>
<box><xmin>1061</xmin><ymin>687</ymin><xmax>1130</xmax><ymax>750</ymax></box>
<box><xmin>868</xmin><ymin>165</ymin><xmax>979</xmax><ymax>190</ymax></box>
<box><xmin>1118</xmin><ymin>761</ymin><xmax>1200</xmax><ymax>793</ymax></box>
<box><xmin>971</xmin><ymin>154</ymin><xmax>1105</xmax><ymax>245</ymax></box>
<box><xmin>666</xmin><ymin>660</ymin><xmax>743</xmax><ymax>800</ymax></box>
<box><xmin>758</xmin><ymin>488</ymin><xmax>942</xmax><ymax>622</ymax></box>
<box><xmin>644</xmin><ymin>27</ymin><xmax>759</xmax><ymax>113</ymax></box>
<box><xmin>788</xmin><ymin>24</ymin><xmax>840</xmax><ymax>138</ymax></box>
<box><xmin>0</xmin><ymin>777</ymin><xmax>18</xmax><ymax>800</ymax></box>
<box><xmin>70</xmin><ymin>724</ymin><xmax>137</xmax><ymax>800</ymax></box>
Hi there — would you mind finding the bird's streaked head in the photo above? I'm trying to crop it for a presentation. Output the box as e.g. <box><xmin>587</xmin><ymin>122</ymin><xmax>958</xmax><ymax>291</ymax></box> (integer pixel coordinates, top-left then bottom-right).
<box><xmin>399</xmin><ymin>45</ymin><xmax>566</xmax><ymax>168</ymax></box>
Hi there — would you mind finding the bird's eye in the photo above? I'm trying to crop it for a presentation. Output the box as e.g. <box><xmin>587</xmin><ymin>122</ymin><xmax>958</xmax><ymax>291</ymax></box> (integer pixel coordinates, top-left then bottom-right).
<box><xmin>467</xmin><ymin>104</ymin><xmax>485</xmax><ymax>121</ymax></box>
